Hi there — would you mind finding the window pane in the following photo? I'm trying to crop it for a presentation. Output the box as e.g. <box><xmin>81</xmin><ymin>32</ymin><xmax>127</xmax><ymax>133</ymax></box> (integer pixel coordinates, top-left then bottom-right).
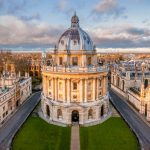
<box><xmin>88</xmin><ymin>57</ymin><xmax>92</xmax><ymax>65</ymax></box>
<box><xmin>73</xmin><ymin>82</ymin><xmax>77</xmax><ymax>90</ymax></box>
<box><xmin>72</xmin><ymin>57</ymin><xmax>78</xmax><ymax>66</ymax></box>
<box><xmin>59</xmin><ymin>57</ymin><xmax>63</xmax><ymax>65</ymax></box>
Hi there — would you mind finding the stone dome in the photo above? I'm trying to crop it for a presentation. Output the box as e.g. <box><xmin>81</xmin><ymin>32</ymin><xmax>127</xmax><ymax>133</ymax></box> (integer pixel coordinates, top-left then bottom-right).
<box><xmin>58</xmin><ymin>13</ymin><xmax>94</xmax><ymax>51</ymax></box>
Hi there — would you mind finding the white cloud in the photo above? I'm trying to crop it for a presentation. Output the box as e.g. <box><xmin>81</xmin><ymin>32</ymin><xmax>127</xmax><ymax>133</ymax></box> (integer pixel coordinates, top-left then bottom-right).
<box><xmin>94</xmin><ymin>0</ymin><xmax>117</xmax><ymax>12</ymax></box>
<box><xmin>57</xmin><ymin>0</ymin><xmax>68</xmax><ymax>11</ymax></box>
<box><xmin>0</xmin><ymin>15</ymin><xmax>150</xmax><ymax>49</ymax></box>
<box><xmin>0</xmin><ymin>15</ymin><xmax>64</xmax><ymax>46</ymax></box>
<box><xmin>93</xmin><ymin>0</ymin><xmax>126</xmax><ymax>19</ymax></box>
<box><xmin>87</xmin><ymin>24</ymin><xmax>150</xmax><ymax>48</ymax></box>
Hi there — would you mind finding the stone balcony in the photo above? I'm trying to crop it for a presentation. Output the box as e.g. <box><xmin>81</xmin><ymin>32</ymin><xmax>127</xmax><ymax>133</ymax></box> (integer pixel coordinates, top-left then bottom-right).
<box><xmin>42</xmin><ymin>65</ymin><xmax>108</xmax><ymax>73</ymax></box>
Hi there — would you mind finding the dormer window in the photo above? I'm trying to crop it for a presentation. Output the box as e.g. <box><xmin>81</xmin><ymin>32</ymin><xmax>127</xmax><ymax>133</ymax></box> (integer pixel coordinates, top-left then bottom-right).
<box><xmin>83</xmin><ymin>35</ymin><xmax>86</xmax><ymax>40</ymax></box>
<box><xmin>61</xmin><ymin>40</ymin><xmax>64</xmax><ymax>45</ymax></box>
<box><xmin>74</xmin><ymin>40</ymin><xmax>77</xmax><ymax>45</ymax></box>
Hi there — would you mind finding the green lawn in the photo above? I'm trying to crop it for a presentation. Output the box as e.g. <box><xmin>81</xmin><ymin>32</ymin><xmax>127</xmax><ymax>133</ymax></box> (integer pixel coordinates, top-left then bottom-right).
<box><xmin>12</xmin><ymin>117</ymin><xmax>71</xmax><ymax>150</ymax></box>
<box><xmin>80</xmin><ymin>117</ymin><xmax>140</xmax><ymax>150</ymax></box>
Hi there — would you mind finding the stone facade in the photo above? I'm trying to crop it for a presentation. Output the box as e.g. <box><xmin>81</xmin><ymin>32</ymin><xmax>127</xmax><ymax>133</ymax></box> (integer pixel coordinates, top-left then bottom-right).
<box><xmin>0</xmin><ymin>65</ymin><xmax>32</xmax><ymax>125</ymax></box>
<box><xmin>29</xmin><ymin>59</ymin><xmax>42</xmax><ymax>77</ymax></box>
<box><xmin>111</xmin><ymin>60</ymin><xmax>150</xmax><ymax>121</ymax></box>
<box><xmin>41</xmin><ymin>13</ymin><xmax>110</xmax><ymax>126</ymax></box>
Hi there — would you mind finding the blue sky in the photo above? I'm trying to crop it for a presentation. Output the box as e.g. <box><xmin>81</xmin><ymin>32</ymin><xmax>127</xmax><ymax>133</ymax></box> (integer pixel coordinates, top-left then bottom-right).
<box><xmin>0</xmin><ymin>0</ymin><xmax>150</xmax><ymax>50</ymax></box>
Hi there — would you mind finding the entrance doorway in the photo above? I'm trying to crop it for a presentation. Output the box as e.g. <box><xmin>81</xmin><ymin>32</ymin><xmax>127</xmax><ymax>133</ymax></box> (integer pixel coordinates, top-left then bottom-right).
<box><xmin>72</xmin><ymin>110</ymin><xmax>79</xmax><ymax>123</ymax></box>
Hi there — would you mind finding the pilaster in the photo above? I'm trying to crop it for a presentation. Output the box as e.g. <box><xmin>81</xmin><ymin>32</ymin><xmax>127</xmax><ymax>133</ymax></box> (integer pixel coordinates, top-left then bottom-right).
<box><xmin>96</xmin><ymin>78</ymin><xmax>99</xmax><ymax>100</ymax></box>
<box><xmin>55</xmin><ymin>78</ymin><xmax>58</xmax><ymax>101</ymax></box>
<box><xmin>63</xmin><ymin>78</ymin><xmax>66</xmax><ymax>101</ymax></box>
<box><xmin>67</xmin><ymin>78</ymin><xmax>71</xmax><ymax>103</ymax></box>
<box><xmin>93</xmin><ymin>78</ymin><xmax>96</xmax><ymax>101</ymax></box>
<box><xmin>80</xmin><ymin>79</ymin><xmax>83</xmax><ymax>102</ymax></box>
<box><xmin>84</xmin><ymin>78</ymin><xmax>87</xmax><ymax>102</ymax></box>
<box><xmin>52</xmin><ymin>77</ymin><xmax>54</xmax><ymax>100</ymax></box>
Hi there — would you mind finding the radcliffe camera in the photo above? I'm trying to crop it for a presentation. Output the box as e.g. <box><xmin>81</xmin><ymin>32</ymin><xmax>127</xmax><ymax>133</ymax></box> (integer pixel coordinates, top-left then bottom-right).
<box><xmin>0</xmin><ymin>1</ymin><xmax>150</xmax><ymax>150</ymax></box>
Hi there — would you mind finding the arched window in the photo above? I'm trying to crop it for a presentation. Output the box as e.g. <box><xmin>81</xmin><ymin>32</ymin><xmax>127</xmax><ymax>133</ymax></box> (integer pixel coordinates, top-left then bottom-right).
<box><xmin>100</xmin><ymin>105</ymin><xmax>104</xmax><ymax>117</ymax></box>
<box><xmin>74</xmin><ymin>40</ymin><xmax>77</xmax><ymax>45</ymax></box>
<box><xmin>57</xmin><ymin>109</ymin><xmax>62</xmax><ymax>119</ymax></box>
<box><xmin>29</xmin><ymin>71</ymin><xmax>33</xmax><ymax>76</ymax></box>
<box><xmin>46</xmin><ymin>105</ymin><xmax>50</xmax><ymax>117</ymax></box>
<box><xmin>88</xmin><ymin>82</ymin><xmax>92</xmax><ymax>90</ymax></box>
<box><xmin>73</xmin><ymin>82</ymin><xmax>77</xmax><ymax>90</ymax></box>
<box><xmin>59</xmin><ymin>57</ymin><xmax>63</xmax><ymax>65</ymax></box>
<box><xmin>113</xmin><ymin>76</ymin><xmax>114</xmax><ymax>84</ymax></box>
<box><xmin>99</xmin><ymin>80</ymin><xmax>101</xmax><ymax>87</ymax></box>
<box><xmin>87</xmin><ymin>57</ymin><xmax>92</xmax><ymax>66</ymax></box>
<box><xmin>47</xmin><ymin>60</ymin><xmax>51</xmax><ymax>66</ymax></box>
<box><xmin>72</xmin><ymin>57</ymin><xmax>78</xmax><ymax>66</ymax></box>
<box><xmin>88</xmin><ymin>93</ymin><xmax>92</xmax><ymax>100</ymax></box>
<box><xmin>145</xmin><ymin>104</ymin><xmax>147</xmax><ymax>117</ymax></box>
<box><xmin>122</xmin><ymin>80</ymin><xmax>125</xmax><ymax>91</ymax></box>
<box><xmin>99</xmin><ymin>91</ymin><xmax>102</xmax><ymax>97</ymax></box>
<box><xmin>144</xmin><ymin>79</ymin><xmax>148</xmax><ymax>88</ymax></box>
<box><xmin>35</xmin><ymin>71</ymin><xmax>38</xmax><ymax>76</ymax></box>
<box><xmin>117</xmin><ymin>76</ymin><xmax>120</xmax><ymax>87</ymax></box>
<box><xmin>88</xmin><ymin>109</ymin><xmax>93</xmax><ymax>119</ymax></box>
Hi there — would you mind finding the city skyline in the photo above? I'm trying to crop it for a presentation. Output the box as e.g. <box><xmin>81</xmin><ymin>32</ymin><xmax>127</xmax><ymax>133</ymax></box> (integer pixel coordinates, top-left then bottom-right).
<box><xmin>0</xmin><ymin>0</ymin><xmax>150</xmax><ymax>50</ymax></box>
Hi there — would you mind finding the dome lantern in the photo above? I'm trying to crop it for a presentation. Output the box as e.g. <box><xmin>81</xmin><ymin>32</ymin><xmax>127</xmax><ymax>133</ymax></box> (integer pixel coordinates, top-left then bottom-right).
<box><xmin>71</xmin><ymin>11</ymin><xmax>79</xmax><ymax>28</ymax></box>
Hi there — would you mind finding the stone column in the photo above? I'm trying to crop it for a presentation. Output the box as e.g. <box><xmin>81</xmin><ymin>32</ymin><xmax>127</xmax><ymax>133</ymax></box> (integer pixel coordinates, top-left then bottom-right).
<box><xmin>82</xmin><ymin>54</ymin><xmax>84</xmax><ymax>67</ymax></box>
<box><xmin>80</xmin><ymin>79</ymin><xmax>83</xmax><ymax>102</ymax></box>
<box><xmin>96</xmin><ymin>78</ymin><xmax>99</xmax><ymax>100</ymax></box>
<box><xmin>93</xmin><ymin>78</ymin><xmax>96</xmax><ymax>101</ymax></box>
<box><xmin>84</xmin><ymin>79</ymin><xmax>87</xmax><ymax>102</ymax></box>
<box><xmin>103</xmin><ymin>76</ymin><xmax>107</xmax><ymax>96</ymax></box>
<box><xmin>82</xmin><ymin>54</ymin><xmax>86</xmax><ymax>67</ymax></box>
<box><xmin>45</xmin><ymin>76</ymin><xmax>48</xmax><ymax>97</ymax></box>
<box><xmin>63</xmin><ymin>79</ymin><xmax>66</xmax><ymax>102</ymax></box>
<box><xmin>67</xmin><ymin>78</ymin><xmax>71</xmax><ymax>103</ymax></box>
<box><xmin>52</xmin><ymin>78</ymin><xmax>54</xmax><ymax>100</ymax></box>
<box><xmin>55</xmin><ymin>78</ymin><xmax>58</xmax><ymax>101</ymax></box>
<box><xmin>43</xmin><ymin>75</ymin><xmax>45</xmax><ymax>95</ymax></box>
<box><xmin>67</xmin><ymin>54</ymin><xmax>70</xmax><ymax>66</ymax></box>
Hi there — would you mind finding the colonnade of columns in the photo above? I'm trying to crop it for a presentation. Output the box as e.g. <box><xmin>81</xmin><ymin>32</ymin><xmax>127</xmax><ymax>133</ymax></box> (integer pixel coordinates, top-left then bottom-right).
<box><xmin>43</xmin><ymin>75</ymin><xmax>107</xmax><ymax>103</ymax></box>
